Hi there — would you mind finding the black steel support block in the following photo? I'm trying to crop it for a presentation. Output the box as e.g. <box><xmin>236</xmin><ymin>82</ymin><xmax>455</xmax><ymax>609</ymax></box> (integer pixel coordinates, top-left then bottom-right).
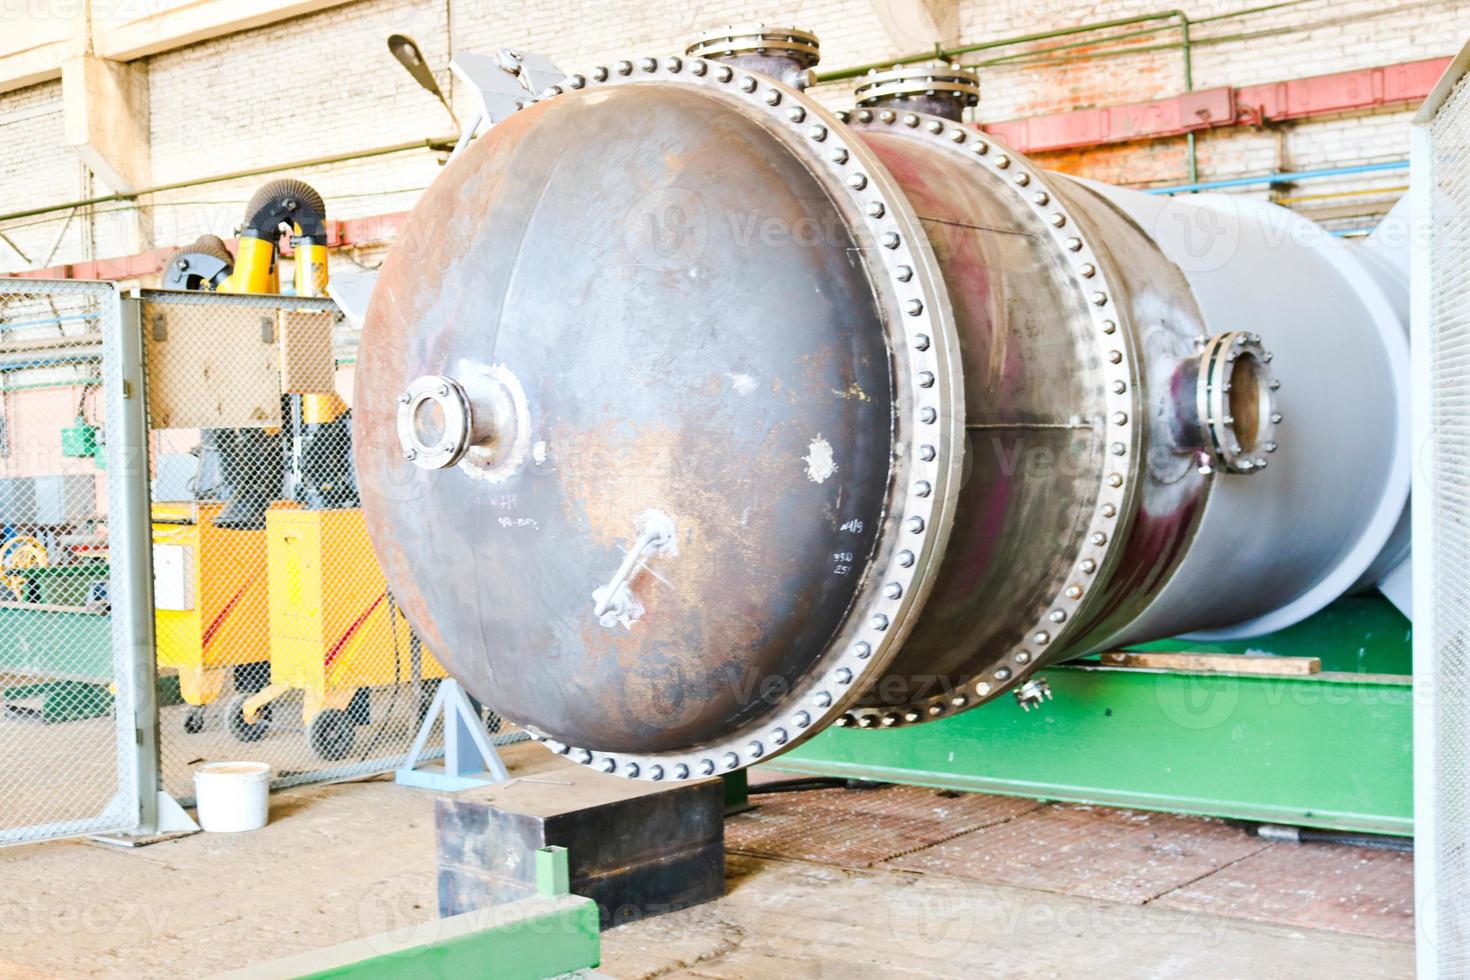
<box><xmin>436</xmin><ymin>769</ymin><xmax>724</xmax><ymax>928</ymax></box>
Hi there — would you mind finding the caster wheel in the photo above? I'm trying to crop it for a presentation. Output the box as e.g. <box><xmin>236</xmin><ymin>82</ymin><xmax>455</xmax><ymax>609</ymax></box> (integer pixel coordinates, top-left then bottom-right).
<box><xmin>310</xmin><ymin>709</ymin><xmax>355</xmax><ymax>761</ymax></box>
<box><xmin>227</xmin><ymin>694</ymin><xmax>272</xmax><ymax>743</ymax></box>
<box><xmin>182</xmin><ymin>706</ymin><xmax>206</xmax><ymax>735</ymax></box>
<box><xmin>232</xmin><ymin>661</ymin><xmax>270</xmax><ymax>694</ymax></box>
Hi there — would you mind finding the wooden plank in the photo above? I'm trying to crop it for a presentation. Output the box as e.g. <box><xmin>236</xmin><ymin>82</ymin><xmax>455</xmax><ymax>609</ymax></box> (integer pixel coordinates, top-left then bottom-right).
<box><xmin>1098</xmin><ymin>651</ymin><xmax>1321</xmax><ymax>675</ymax></box>
<box><xmin>437</xmin><ymin>767</ymin><xmax>724</xmax><ymax>927</ymax></box>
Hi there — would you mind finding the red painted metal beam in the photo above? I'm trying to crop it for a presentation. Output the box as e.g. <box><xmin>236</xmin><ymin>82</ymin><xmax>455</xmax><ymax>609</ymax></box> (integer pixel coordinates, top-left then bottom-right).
<box><xmin>1234</xmin><ymin>57</ymin><xmax>1449</xmax><ymax>124</ymax></box>
<box><xmin>8</xmin><ymin>211</ymin><xmax>409</xmax><ymax>281</ymax></box>
<box><xmin>984</xmin><ymin>56</ymin><xmax>1452</xmax><ymax>154</ymax></box>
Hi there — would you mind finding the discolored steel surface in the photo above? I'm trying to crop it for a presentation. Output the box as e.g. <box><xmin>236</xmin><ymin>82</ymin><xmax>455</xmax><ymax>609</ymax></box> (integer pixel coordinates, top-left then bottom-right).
<box><xmin>826</xmin><ymin>113</ymin><xmax>1149</xmax><ymax>726</ymax></box>
<box><xmin>357</xmin><ymin>49</ymin><xmax>1407</xmax><ymax>775</ymax></box>
<box><xmin>850</xmin><ymin>128</ymin><xmax>1110</xmax><ymax>713</ymax></box>
<box><xmin>1040</xmin><ymin>175</ymin><xmax>1214</xmax><ymax>652</ymax></box>
<box><xmin>355</xmin><ymin>83</ymin><xmax>920</xmax><ymax>754</ymax></box>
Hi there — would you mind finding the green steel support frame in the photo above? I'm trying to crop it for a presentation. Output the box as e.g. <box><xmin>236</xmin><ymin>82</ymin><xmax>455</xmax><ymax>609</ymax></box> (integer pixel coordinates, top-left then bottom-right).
<box><xmin>770</xmin><ymin>597</ymin><xmax>1412</xmax><ymax>835</ymax></box>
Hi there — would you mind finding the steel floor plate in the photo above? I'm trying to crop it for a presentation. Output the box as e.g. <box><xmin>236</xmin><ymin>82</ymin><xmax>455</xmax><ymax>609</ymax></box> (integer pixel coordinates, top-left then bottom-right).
<box><xmin>1151</xmin><ymin>841</ymin><xmax>1414</xmax><ymax>941</ymax></box>
<box><xmin>725</xmin><ymin>783</ymin><xmax>1042</xmax><ymax>867</ymax></box>
<box><xmin>726</xmin><ymin>782</ymin><xmax>1414</xmax><ymax>943</ymax></box>
<box><xmin>880</xmin><ymin>802</ymin><xmax>1271</xmax><ymax>905</ymax></box>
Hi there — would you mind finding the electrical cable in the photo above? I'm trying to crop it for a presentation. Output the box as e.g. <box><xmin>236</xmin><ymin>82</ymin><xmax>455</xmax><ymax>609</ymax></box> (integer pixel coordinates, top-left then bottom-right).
<box><xmin>355</xmin><ymin>589</ymin><xmax>404</xmax><ymax>764</ymax></box>
<box><xmin>747</xmin><ymin>777</ymin><xmax>890</xmax><ymax>795</ymax></box>
<box><xmin>1297</xmin><ymin>830</ymin><xmax>1413</xmax><ymax>852</ymax></box>
<box><xmin>1232</xmin><ymin>821</ymin><xmax>1415</xmax><ymax>852</ymax></box>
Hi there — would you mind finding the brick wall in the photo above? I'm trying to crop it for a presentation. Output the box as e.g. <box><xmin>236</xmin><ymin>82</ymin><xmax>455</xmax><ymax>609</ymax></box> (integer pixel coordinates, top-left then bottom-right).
<box><xmin>0</xmin><ymin>80</ymin><xmax>81</xmax><ymax>268</ymax></box>
<box><xmin>0</xmin><ymin>0</ymin><xmax>1465</xmax><ymax>269</ymax></box>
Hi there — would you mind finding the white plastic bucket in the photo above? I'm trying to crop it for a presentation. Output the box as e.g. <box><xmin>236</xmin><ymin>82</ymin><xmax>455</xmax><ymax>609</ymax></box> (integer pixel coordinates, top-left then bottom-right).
<box><xmin>193</xmin><ymin>761</ymin><xmax>272</xmax><ymax>832</ymax></box>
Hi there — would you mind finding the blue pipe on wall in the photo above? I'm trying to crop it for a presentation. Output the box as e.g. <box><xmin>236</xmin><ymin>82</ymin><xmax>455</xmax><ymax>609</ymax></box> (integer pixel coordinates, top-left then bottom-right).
<box><xmin>1146</xmin><ymin>160</ymin><xmax>1409</xmax><ymax>195</ymax></box>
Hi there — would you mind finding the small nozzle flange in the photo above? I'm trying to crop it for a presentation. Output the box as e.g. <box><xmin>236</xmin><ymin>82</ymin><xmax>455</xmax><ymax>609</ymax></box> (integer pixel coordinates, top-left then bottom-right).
<box><xmin>854</xmin><ymin>62</ymin><xmax>981</xmax><ymax>122</ymax></box>
<box><xmin>686</xmin><ymin>24</ymin><xmax>821</xmax><ymax>89</ymax></box>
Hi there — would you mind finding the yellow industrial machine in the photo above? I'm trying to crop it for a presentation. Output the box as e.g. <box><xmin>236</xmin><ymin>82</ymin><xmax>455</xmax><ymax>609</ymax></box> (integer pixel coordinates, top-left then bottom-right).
<box><xmin>154</xmin><ymin>177</ymin><xmax>335</xmax><ymax>736</ymax></box>
<box><xmin>219</xmin><ymin>179</ymin><xmax>330</xmax><ymax>297</ymax></box>
<box><xmin>152</xmin><ymin>500</ymin><xmax>273</xmax><ymax>734</ymax></box>
<box><xmin>247</xmin><ymin>505</ymin><xmax>446</xmax><ymax>760</ymax></box>
<box><xmin>161</xmin><ymin>177</ymin><xmax>439</xmax><ymax>759</ymax></box>
<box><xmin>166</xmin><ymin>179</ymin><xmax>331</xmax><ymax>298</ymax></box>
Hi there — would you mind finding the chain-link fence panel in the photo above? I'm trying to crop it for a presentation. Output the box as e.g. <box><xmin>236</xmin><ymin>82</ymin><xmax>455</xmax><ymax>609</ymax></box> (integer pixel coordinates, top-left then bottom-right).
<box><xmin>0</xmin><ymin>279</ymin><xmax>139</xmax><ymax>845</ymax></box>
<box><xmin>140</xmin><ymin>289</ymin><xmax>519</xmax><ymax>804</ymax></box>
<box><xmin>1418</xmin><ymin>54</ymin><xmax>1470</xmax><ymax>978</ymax></box>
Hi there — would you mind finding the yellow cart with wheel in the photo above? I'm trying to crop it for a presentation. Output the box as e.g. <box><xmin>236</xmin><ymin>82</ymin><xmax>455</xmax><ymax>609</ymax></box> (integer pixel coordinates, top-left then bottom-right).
<box><xmin>151</xmin><ymin>501</ymin><xmax>273</xmax><ymax>734</ymax></box>
<box><xmin>241</xmin><ymin>506</ymin><xmax>445</xmax><ymax>760</ymax></box>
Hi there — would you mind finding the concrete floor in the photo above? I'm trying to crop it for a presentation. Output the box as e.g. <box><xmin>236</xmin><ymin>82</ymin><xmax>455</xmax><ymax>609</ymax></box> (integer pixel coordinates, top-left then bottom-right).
<box><xmin>0</xmin><ymin>743</ymin><xmax>1414</xmax><ymax>979</ymax></box>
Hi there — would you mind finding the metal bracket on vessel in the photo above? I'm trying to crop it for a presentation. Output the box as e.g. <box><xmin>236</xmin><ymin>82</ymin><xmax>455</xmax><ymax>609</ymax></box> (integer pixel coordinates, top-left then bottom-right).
<box><xmin>448</xmin><ymin>48</ymin><xmax>566</xmax><ymax>159</ymax></box>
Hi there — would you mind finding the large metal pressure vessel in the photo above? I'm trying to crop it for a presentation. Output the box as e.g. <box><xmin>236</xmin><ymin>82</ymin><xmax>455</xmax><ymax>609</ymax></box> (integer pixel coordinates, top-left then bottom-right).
<box><xmin>353</xmin><ymin>28</ymin><xmax>1409</xmax><ymax>780</ymax></box>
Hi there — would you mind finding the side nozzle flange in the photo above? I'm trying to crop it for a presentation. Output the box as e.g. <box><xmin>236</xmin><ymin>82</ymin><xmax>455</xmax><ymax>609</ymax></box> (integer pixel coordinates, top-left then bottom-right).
<box><xmin>397</xmin><ymin>374</ymin><xmax>472</xmax><ymax>470</ymax></box>
<box><xmin>1194</xmin><ymin>331</ymin><xmax>1281</xmax><ymax>475</ymax></box>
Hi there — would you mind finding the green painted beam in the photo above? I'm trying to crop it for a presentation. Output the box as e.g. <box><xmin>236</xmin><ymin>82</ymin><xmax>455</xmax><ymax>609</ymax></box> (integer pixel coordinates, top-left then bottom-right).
<box><xmin>232</xmin><ymin>848</ymin><xmax>599</xmax><ymax>980</ymax></box>
<box><xmin>536</xmin><ymin>845</ymin><xmax>570</xmax><ymax>898</ymax></box>
<box><xmin>722</xmin><ymin>769</ymin><xmax>751</xmax><ymax>815</ymax></box>
<box><xmin>772</xmin><ymin>597</ymin><xmax>1412</xmax><ymax>835</ymax></box>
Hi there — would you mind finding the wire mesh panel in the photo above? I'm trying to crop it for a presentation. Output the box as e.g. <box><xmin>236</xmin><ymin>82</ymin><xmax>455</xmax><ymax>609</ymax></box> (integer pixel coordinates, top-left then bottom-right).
<box><xmin>0</xmin><ymin>279</ymin><xmax>138</xmax><ymax>845</ymax></box>
<box><xmin>1417</xmin><ymin>52</ymin><xmax>1470</xmax><ymax>978</ymax></box>
<box><xmin>139</xmin><ymin>290</ymin><xmax>515</xmax><ymax>803</ymax></box>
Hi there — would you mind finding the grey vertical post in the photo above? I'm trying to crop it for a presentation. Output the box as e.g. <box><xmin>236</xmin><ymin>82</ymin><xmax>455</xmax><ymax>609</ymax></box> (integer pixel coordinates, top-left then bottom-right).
<box><xmin>107</xmin><ymin>288</ymin><xmax>161</xmax><ymax>834</ymax></box>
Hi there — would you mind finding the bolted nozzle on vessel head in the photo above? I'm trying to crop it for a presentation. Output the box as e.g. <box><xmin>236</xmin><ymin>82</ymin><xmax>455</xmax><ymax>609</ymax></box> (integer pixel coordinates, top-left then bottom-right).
<box><xmin>854</xmin><ymin>61</ymin><xmax>981</xmax><ymax>122</ymax></box>
<box><xmin>395</xmin><ymin>366</ymin><xmax>530</xmax><ymax>483</ymax></box>
<box><xmin>686</xmin><ymin>24</ymin><xmax>821</xmax><ymax>90</ymax></box>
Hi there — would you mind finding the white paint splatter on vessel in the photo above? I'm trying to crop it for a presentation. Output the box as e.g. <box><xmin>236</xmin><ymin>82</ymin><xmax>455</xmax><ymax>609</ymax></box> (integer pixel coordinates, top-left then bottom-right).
<box><xmin>804</xmin><ymin>435</ymin><xmax>837</xmax><ymax>483</ymax></box>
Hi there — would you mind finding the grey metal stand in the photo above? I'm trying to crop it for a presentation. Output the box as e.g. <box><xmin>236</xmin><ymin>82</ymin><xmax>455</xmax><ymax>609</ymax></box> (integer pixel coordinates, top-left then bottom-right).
<box><xmin>395</xmin><ymin>679</ymin><xmax>512</xmax><ymax>791</ymax></box>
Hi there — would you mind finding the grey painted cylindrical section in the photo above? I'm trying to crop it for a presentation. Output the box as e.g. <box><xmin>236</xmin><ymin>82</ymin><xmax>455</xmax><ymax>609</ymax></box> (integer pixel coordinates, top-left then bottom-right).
<box><xmin>1078</xmin><ymin>181</ymin><xmax>1410</xmax><ymax>642</ymax></box>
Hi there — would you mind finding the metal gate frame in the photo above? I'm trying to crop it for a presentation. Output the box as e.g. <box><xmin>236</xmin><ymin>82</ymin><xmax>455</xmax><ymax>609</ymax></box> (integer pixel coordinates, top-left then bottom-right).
<box><xmin>109</xmin><ymin>287</ymin><xmax>168</xmax><ymax>838</ymax></box>
<box><xmin>1412</xmin><ymin>40</ymin><xmax>1470</xmax><ymax>979</ymax></box>
<box><xmin>0</xmin><ymin>280</ymin><xmax>161</xmax><ymax>845</ymax></box>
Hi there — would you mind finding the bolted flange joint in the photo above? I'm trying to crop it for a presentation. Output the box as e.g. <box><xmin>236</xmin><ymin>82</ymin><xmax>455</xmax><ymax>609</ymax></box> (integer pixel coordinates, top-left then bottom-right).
<box><xmin>1185</xmin><ymin>331</ymin><xmax>1281</xmax><ymax>475</ymax></box>
<box><xmin>686</xmin><ymin>23</ymin><xmax>821</xmax><ymax>89</ymax></box>
<box><xmin>854</xmin><ymin>62</ymin><xmax>981</xmax><ymax>122</ymax></box>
